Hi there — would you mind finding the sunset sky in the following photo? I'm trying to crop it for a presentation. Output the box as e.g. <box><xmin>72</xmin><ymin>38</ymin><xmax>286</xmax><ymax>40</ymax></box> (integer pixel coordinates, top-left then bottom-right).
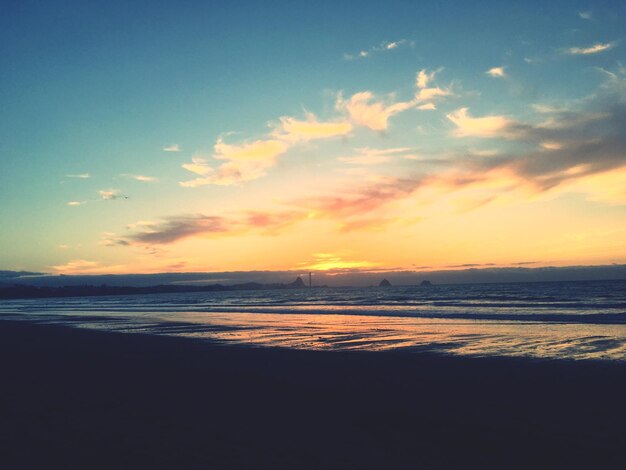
<box><xmin>1</xmin><ymin>0</ymin><xmax>626</xmax><ymax>276</ymax></box>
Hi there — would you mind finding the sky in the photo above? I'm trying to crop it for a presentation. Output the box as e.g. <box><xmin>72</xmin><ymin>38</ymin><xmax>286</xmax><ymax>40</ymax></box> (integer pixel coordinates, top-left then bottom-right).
<box><xmin>1</xmin><ymin>0</ymin><xmax>626</xmax><ymax>277</ymax></box>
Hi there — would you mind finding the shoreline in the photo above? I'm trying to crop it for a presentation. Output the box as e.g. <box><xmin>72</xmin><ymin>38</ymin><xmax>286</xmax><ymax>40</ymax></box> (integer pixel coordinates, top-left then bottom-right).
<box><xmin>2</xmin><ymin>319</ymin><xmax>625</xmax><ymax>469</ymax></box>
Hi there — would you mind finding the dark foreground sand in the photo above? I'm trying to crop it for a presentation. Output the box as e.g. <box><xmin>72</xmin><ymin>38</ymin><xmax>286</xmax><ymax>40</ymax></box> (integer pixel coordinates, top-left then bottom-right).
<box><xmin>1</xmin><ymin>320</ymin><xmax>625</xmax><ymax>469</ymax></box>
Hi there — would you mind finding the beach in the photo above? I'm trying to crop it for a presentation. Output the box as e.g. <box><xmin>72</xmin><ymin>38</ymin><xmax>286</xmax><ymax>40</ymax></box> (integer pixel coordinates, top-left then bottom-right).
<box><xmin>2</xmin><ymin>319</ymin><xmax>625</xmax><ymax>469</ymax></box>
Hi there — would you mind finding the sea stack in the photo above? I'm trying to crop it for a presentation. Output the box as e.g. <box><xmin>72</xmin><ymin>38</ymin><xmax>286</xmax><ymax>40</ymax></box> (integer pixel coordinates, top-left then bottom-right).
<box><xmin>379</xmin><ymin>279</ymin><xmax>392</xmax><ymax>287</ymax></box>
<box><xmin>420</xmin><ymin>280</ymin><xmax>432</xmax><ymax>286</ymax></box>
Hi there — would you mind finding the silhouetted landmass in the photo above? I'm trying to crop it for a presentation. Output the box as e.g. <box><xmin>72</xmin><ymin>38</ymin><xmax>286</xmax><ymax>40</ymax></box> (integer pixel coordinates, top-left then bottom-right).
<box><xmin>420</xmin><ymin>280</ymin><xmax>432</xmax><ymax>286</ymax></box>
<box><xmin>0</xmin><ymin>270</ymin><xmax>43</xmax><ymax>279</ymax></box>
<box><xmin>289</xmin><ymin>276</ymin><xmax>306</xmax><ymax>288</ymax></box>
<box><xmin>0</xmin><ymin>276</ymin><xmax>310</xmax><ymax>300</ymax></box>
<box><xmin>379</xmin><ymin>278</ymin><xmax>392</xmax><ymax>287</ymax></box>
<box><xmin>2</xmin><ymin>264</ymin><xmax>626</xmax><ymax>289</ymax></box>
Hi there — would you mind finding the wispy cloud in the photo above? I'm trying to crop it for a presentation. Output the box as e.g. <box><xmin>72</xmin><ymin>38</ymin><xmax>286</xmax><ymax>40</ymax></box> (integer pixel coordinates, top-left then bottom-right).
<box><xmin>52</xmin><ymin>259</ymin><xmax>101</xmax><ymax>274</ymax></box>
<box><xmin>180</xmin><ymin>138</ymin><xmax>289</xmax><ymax>187</ymax></box>
<box><xmin>415</xmin><ymin>86</ymin><xmax>451</xmax><ymax>101</ymax></box>
<box><xmin>181</xmin><ymin>70</ymin><xmax>449</xmax><ymax>186</ymax></box>
<box><xmin>181</xmin><ymin>111</ymin><xmax>354</xmax><ymax>187</ymax></box>
<box><xmin>486</xmin><ymin>66</ymin><xmax>506</xmax><ymax>78</ymax></box>
<box><xmin>338</xmin><ymin>147</ymin><xmax>413</xmax><ymax>165</ymax></box>
<box><xmin>100</xmin><ymin>232</ymin><xmax>130</xmax><ymax>247</ymax></box>
<box><xmin>417</xmin><ymin>103</ymin><xmax>437</xmax><ymax>111</ymax></box>
<box><xmin>301</xmin><ymin>176</ymin><xmax>423</xmax><ymax>220</ymax></box>
<box><xmin>272</xmin><ymin>112</ymin><xmax>352</xmax><ymax>143</ymax></box>
<box><xmin>128</xmin><ymin>215</ymin><xmax>231</xmax><ymax>244</ymax></box>
<box><xmin>416</xmin><ymin>69</ymin><xmax>436</xmax><ymax>89</ymax></box>
<box><xmin>343</xmin><ymin>39</ymin><xmax>411</xmax><ymax>60</ymax></box>
<box><xmin>99</xmin><ymin>189</ymin><xmax>122</xmax><ymax>200</ymax></box>
<box><xmin>66</xmin><ymin>173</ymin><xmax>91</xmax><ymax>179</ymax></box>
<box><xmin>51</xmin><ymin>259</ymin><xmax>130</xmax><ymax>275</ymax></box>
<box><xmin>578</xmin><ymin>11</ymin><xmax>593</xmax><ymax>20</ymax></box>
<box><xmin>116</xmin><ymin>210</ymin><xmax>307</xmax><ymax>246</ymax></box>
<box><xmin>66</xmin><ymin>201</ymin><xmax>83</xmax><ymax>206</ymax></box>
<box><xmin>447</xmin><ymin>108</ymin><xmax>511</xmax><ymax>138</ymax></box>
<box><xmin>106</xmin><ymin>69</ymin><xmax>626</xmax><ymax>249</ymax></box>
<box><xmin>162</xmin><ymin>144</ymin><xmax>181</xmax><ymax>152</ymax></box>
<box><xmin>122</xmin><ymin>174</ymin><xmax>159</xmax><ymax>182</ymax></box>
<box><xmin>337</xmin><ymin>91</ymin><xmax>415</xmax><ymax>131</ymax></box>
<box><xmin>414</xmin><ymin>68</ymin><xmax>452</xmax><ymax>103</ymax></box>
<box><xmin>567</xmin><ymin>42</ymin><xmax>615</xmax><ymax>55</ymax></box>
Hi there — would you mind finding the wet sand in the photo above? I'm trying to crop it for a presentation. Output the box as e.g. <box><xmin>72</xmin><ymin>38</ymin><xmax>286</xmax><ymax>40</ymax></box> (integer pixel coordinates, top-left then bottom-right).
<box><xmin>1</xmin><ymin>319</ymin><xmax>625</xmax><ymax>469</ymax></box>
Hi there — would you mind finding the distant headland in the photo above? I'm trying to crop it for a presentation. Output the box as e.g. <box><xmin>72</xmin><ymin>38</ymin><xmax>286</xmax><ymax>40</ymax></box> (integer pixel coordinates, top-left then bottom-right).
<box><xmin>1</xmin><ymin>263</ymin><xmax>626</xmax><ymax>299</ymax></box>
<box><xmin>0</xmin><ymin>276</ymin><xmax>317</xmax><ymax>300</ymax></box>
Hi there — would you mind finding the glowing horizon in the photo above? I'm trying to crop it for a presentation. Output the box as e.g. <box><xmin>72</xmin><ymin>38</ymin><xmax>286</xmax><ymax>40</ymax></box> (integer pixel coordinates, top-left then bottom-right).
<box><xmin>1</xmin><ymin>1</ymin><xmax>625</xmax><ymax>276</ymax></box>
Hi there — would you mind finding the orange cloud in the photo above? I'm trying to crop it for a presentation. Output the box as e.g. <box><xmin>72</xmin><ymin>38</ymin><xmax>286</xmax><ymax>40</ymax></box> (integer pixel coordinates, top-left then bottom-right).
<box><xmin>273</xmin><ymin>113</ymin><xmax>352</xmax><ymax>142</ymax></box>
<box><xmin>181</xmin><ymin>138</ymin><xmax>288</xmax><ymax>187</ymax></box>
<box><xmin>51</xmin><ymin>259</ymin><xmax>129</xmax><ymax>275</ymax></box>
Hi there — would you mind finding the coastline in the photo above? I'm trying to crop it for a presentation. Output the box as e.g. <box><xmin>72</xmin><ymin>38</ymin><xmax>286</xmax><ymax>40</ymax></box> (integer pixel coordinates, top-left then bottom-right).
<box><xmin>2</xmin><ymin>319</ymin><xmax>625</xmax><ymax>469</ymax></box>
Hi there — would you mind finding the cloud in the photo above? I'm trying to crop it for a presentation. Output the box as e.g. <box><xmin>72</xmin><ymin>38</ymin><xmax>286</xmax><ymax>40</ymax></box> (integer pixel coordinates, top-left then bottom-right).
<box><xmin>414</xmin><ymin>69</ymin><xmax>452</xmax><ymax>102</ymax></box>
<box><xmin>99</xmin><ymin>189</ymin><xmax>123</xmax><ymax>200</ymax></box>
<box><xmin>416</xmin><ymin>69</ymin><xmax>436</xmax><ymax>89</ymax></box>
<box><xmin>180</xmin><ymin>138</ymin><xmax>289</xmax><ymax>187</ymax></box>
<box><xmin>272</xmin><ymin>112</ymin><xmax>353</xmax><ymax>143</ymax></box>
<box><xmin>447</xmin><ymin>108</ymin><xmax>511</xmax><ymax>138</ymax></box>
<box><xmin>451</xmin><ymin>95</ymin><xmax>626</xmax><ymax>195</ymax></box>
<box><xmin>339</xmin><ymin>154</ymin><xmax>391</xmax><ymax>166</ymax></box>
<box><xmin>337</xmin><ymin>91</ymin><xmax>415</xmax><ymax>131</ymax></box>
<box><xmin>99</xmin><ymin>231</ymin><xmax>131</xmax><ymax>247</ymax></box>
<box><xmin>66</xmin><ymin>173</ymin><xmax>91</xmax><ymax>179</ymax></box>
<box><xmin>163</xmin><ymin>144</ymin><xmax>181</xmax><ymax>152</ymax></box>
<box><xmin>243</xmin><ymin>210</ymin><xmax>306</xmax><ymax>234</ymax></box>
<box><xmin>52</xmin><ymin>259</ymin><xmax>101</xmax><ymax>274</ymax></box>
<box><xmin>540</xmin><ymin>141</ymin><xmax>563</xmax><ymax>150</ymax></box>
<box><xmin>110</xmin><ymin>69</ymin><xmax>626</xmax><ymax>249</ymax></box>
<box><xmin>567</xmin><ymin>42</ymin><xmax>615</xmax><ymax>55</ymax></box>
<box><xmin>532</xmin><ymin>103</ymin><xmax>566</xmax><ymax>114</ymax></box>
<box><xmin>338</xmin><ymin>147</ymin><xmax>413</xmax><ymax>165</ymax></box>
<box><xmin>343</xmin><ymin>39</ymin><xmax>411</xmax><ymax>60</ymax></box>
<box><xmin>181</xmin><ymin>112</ymin><xmax>354</xmax><ymax>187</ymax></box>
<box><xmin>181</xmin><ymin>71</ymin><xmax>447</xmax><ymax>186</ymax></box>
<box><xmin>67</xmin><ymin>201</ymin><xmax>83</xmax><ymax>206</ymax></box>
<box><xmin>126</xmin><ymin>220</ymin><xmax>157</xmax><ymax>230</ymax></box>
<box><xmin>121</xmin><ymin>174</ymin><xmax>426</xmax><ymax>246</ymax></box>
<box><xmin>417</xmin><ymin>103</ymin><xmax>437</xmax><ymax>110</ymax></box>
<box><xmin>415</xmin><ymin>87</ymin><xmax>451</xmax><ymax>101</ymax></box>
<box><xmin>120</xmin><ymin>210</ymin><xmax>308</xmax><ymax>246</ymax></box>
<box><xmin>578</xmin><ymin>11</ymin><xmax>592</xmax><ymax>20</ymax></box>
<box><xmin>129</xmin><ymin>215</ymin><xmax>232</xmax><ymax>244</ymax></box>
<box><xmin>51</xmin><ymin>259</ymin><xmax>131</xmax><ymax>275</ymax></box>
<box><xmin>486</xmin><ymin>66</ymin><xmax>506</xmax><ymax>78</ymax></box>
<box><xmin>302</xmin><ymin>176</ymin><xmax>423</xmax><ymax>219</ymax></box>
<box><xmin>122</xmin><ymin>174</ymin><xmax>158</xmax><ymax>182</ymax></box>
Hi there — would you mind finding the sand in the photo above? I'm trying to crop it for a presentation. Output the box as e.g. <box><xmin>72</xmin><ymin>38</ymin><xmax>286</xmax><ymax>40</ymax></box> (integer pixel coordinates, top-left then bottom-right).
<box><xmin>1</xmin><ymin>319</ymin><xmax>625</xmax><ymax>469</ymax></box>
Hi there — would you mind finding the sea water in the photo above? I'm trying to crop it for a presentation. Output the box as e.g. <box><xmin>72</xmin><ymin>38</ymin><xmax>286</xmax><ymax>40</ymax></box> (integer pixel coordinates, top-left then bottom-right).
<box><xmin>1</xmin><ymin>280</ymin><xmax>625</xmax><ymax>361</ymax></box>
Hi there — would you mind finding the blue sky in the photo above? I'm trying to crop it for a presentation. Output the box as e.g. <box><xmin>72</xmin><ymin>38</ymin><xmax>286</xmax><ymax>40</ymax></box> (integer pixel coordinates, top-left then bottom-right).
<box><xmin>1</xmin><ymin>1</ymin><xmax>625</xmax><ymax>274</ymax></box>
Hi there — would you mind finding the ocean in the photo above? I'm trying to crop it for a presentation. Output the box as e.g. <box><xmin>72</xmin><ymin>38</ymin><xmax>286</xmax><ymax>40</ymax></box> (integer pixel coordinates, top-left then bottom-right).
<box><xmin>1</xmin><ymin>279</ymin><xmax>625</xmax><ymax>361</ymax></box>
